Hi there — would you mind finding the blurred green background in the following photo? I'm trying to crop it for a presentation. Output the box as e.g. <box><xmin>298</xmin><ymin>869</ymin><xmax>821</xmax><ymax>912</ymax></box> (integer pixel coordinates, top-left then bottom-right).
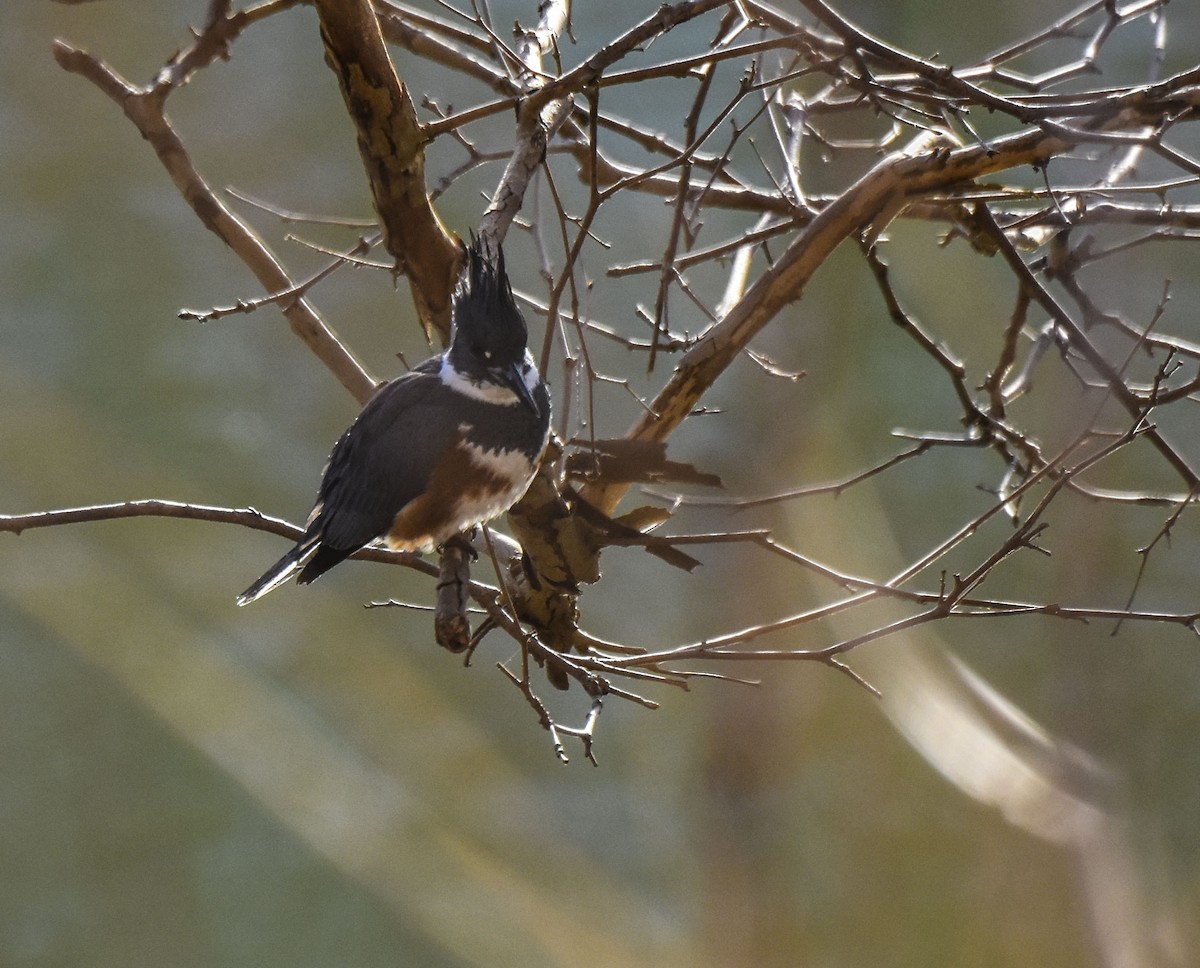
<box><xmin>2</xmin><ymin>2</ymin><xmax>1199</xmax><ymax>966</ymax></box>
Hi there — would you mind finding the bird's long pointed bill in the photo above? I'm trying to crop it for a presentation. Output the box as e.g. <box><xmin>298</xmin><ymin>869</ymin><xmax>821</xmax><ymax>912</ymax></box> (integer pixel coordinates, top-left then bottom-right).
<box><xmin>502</xmin><ymin>362</ymin><xmax>541</xmax><ymax>416</ymax></box>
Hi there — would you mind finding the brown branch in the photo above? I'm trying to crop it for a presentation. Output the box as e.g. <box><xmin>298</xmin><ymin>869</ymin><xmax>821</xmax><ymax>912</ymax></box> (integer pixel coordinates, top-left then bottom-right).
<box><xmin>41</xmin><ymin>0</ymin><xmax>1200</xmax><ymax>763</ymax></box>
<box><xmin>478</xmin><ymin>0</ymin><xmax>575</xmax><ymax>244</ymax></box>
<box><xmin>581</xmin><ymin>75</ymin><xmax>1200</xmax><ymax>516</ymax></box>
<box><xmin>973</xmin><ymin>203</ymin><xmax>1200</xmax><ymax>489</ymax></box>
<box><xmin>580</xmin><ymin>127</ymin><xmax>1056</xmax><ymax>513</ymax></box>
<box><xmin>647</xmin><ymin>61</ymin><xmax>718</xmax><ymax>371</ymax></box>
<box><xmin>2</xmin><ymin>500</ymin><xmax>297</xmax><ymax>540</ymax></box>
<box><xmin>655</xmin><ymin>441</ymin><xmax>937</xmax><ymax>509</ymax></box>
<box><xmin>421</xmin><ymin>0</ymin><xmax>738</xmax><ymax>139</ymax></box>
<box><xmin>312</xmin><ymin>0</ymin><xmax>460</xmax><ymax>343</ymax></box>
<box><xmin>0</xmin><ymin>499</ymin><xmax>437</xmax><ymax>573</ymax></box>
<box><xmin>179</xmin><ymin>233</ymin><xmax>380</xmax><ymax>322</ymax></box>
<box><xmin>52</xmin><ymin>39</ymin><xmax>377</xmax><ymax>404</ymax></box>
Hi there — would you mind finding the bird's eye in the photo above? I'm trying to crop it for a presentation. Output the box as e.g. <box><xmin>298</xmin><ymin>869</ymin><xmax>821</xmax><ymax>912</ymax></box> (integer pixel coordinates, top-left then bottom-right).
<box><xmin>482</xmin><ymin>349</ymin><xmax>493</xmax><ymax>361</ymax></box>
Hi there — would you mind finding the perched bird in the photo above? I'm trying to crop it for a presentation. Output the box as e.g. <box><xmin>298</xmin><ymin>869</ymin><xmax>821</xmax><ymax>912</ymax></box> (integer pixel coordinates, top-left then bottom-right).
<box><xmin>237</xmin><ymin>237</ymin><xmax>551</xmax><ymax>606</ymax></box>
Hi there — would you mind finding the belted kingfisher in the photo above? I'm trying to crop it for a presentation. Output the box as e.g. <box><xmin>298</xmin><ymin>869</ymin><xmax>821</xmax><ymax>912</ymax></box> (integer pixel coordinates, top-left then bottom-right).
<box><xmin>237</xmin><ymin>236</ymin><xmax>551</xmax><ymax>606</ymax></box>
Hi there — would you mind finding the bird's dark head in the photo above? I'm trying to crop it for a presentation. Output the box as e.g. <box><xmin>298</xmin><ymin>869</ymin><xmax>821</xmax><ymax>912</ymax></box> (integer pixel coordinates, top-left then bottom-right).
<box><xmin>446</xmin><ymin>236</ymin><xmax>543</xmax><ymax>415</ymax></box>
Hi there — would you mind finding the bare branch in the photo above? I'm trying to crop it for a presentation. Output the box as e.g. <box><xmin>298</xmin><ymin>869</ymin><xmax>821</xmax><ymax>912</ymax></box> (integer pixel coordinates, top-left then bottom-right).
<box><xmin>313</xmin><ymin>0</ymin><xmax>460</xmax><ymax>342</ymax></box>
<box><xmin>53</xmin><ymin>39</ymin><xmax>377</xmax><ymax>403</ymax></box>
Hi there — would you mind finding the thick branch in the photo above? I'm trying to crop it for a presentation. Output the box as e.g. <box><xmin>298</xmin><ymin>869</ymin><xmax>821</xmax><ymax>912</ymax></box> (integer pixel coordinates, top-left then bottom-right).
<box><xmin>313</xmin><ymin>0</ymin><xmax>460</xmax><ymax>343</ymax></box>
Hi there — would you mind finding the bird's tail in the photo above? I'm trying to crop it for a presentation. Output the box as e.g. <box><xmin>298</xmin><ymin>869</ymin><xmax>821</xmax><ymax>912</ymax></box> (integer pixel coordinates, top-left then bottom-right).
<box><xmin>236</xmin><ymin>538</ymin><xmax>318</xmax><ymax>607</ymax></box>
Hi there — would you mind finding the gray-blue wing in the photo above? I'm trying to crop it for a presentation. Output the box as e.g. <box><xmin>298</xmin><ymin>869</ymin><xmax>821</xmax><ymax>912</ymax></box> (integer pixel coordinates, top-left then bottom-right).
<box><xmin>238</xmin><ymin>364</ymin><xmax>458</xmax><ymax>599</ymax></box>
<box><xmin>310</xmin><ymin>368</ymin><xmax>460</xmax><ymax>555</ymax></box>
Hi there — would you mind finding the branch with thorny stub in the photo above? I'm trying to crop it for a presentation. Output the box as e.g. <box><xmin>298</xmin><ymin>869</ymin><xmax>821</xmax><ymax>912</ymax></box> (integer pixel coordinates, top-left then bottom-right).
<box><xmin>35</xmin><ymin>0</ymin><xmax>1200</xmax><ymax>759</ymax></box>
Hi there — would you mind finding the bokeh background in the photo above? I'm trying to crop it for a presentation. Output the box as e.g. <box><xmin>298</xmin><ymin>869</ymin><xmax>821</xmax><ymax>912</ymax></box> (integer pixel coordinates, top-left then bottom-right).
<box><xmin>3</xmin><ymin>2</ymin><xmax>1199</xmax><ymax>966</ymax></box>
